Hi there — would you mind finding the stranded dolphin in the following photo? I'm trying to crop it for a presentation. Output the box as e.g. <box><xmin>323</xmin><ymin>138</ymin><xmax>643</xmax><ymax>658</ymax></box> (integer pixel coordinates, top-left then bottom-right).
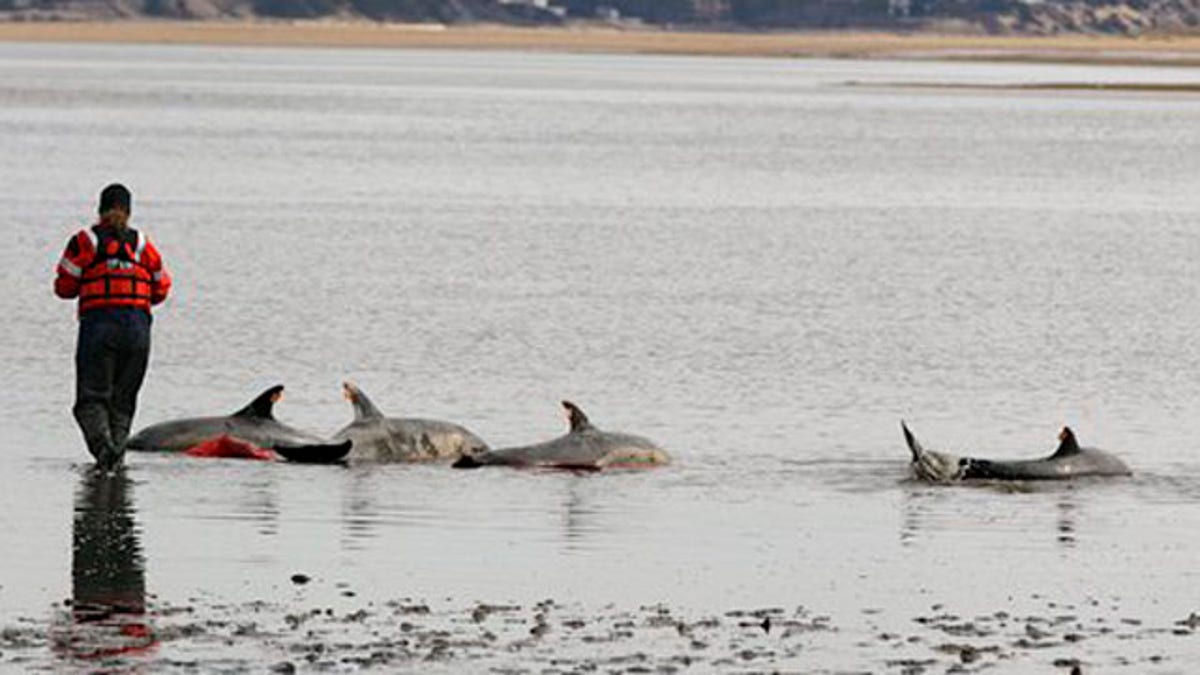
<box><xmin>333</xmin><ymin>381</ymin><xmax>488</xmax><ymax>462</ymax></box>
<box><xmin>901</xmin><ymin>421</ymin><xmax>1130</xmax><ymax>482</ymax></box>
<box><xmin>453</xmin><ymin>401</ymin><xmax>670</xmax><ymax>470</ymax></box>
<box><xmin>126</xmin><ymin>385</ymin><xmax>350</xmax><ymax>460</ymax></box>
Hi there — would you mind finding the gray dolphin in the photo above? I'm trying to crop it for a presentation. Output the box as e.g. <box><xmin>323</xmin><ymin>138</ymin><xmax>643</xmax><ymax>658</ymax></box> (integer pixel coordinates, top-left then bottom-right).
<box><xmin>453</xmin><ymin>401</ymin><xmax>670</xmax><ymax>470</ymax></box>
<box><xmin>334</xmin><ymin>381</ymin><xmax>489</xmax><ymax>463</ymax></box>
<box><xmin>126</xmin><ymin>385</ymin><xmax>350</xmax><ymax>459</ymax></box>
<box><xmin>902</xmin><ymin>421</ymin><xmax>1131</xmax><ymax>482</ymax></box>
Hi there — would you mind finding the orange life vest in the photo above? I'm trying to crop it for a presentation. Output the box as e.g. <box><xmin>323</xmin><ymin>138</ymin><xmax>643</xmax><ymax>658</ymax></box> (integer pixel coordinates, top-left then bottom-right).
<box><xmin>78</xmin><ymin>227</ymin><xmax>154</xmax><ymax>313</ymax></box>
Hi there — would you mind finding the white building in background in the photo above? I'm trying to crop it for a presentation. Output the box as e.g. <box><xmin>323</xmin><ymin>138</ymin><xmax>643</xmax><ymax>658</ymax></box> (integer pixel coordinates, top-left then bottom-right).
<box><xmin>498</xmin><ymin>0</ymin><xmax>567</xmax><ymax>15</ymax></box>
<box><xmin>595</xmin><ymin>5</ymin><xmax>620</xmax><ymax>21</ymax></box>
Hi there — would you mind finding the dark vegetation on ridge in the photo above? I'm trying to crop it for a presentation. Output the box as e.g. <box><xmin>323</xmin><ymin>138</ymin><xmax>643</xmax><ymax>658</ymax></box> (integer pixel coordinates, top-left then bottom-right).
<box><xmin>1</xmin><ymin>0</ymin><xmax>1198</xmax><ymax>36</ymax></box>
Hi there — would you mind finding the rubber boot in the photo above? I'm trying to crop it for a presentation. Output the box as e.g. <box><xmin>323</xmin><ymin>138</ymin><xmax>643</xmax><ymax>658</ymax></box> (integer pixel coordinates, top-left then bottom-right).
<box><xmin>74</xmin><ymin>402</ymin><xmax>118</xmax><ymax>468</ymax></box>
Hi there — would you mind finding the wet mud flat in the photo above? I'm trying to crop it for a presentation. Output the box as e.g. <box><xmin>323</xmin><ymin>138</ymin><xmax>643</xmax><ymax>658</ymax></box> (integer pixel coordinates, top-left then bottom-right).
<box><xmin>4</xmin><ymin>587</ymin><xmax>1198</xmax><ymax>673</ymax></box>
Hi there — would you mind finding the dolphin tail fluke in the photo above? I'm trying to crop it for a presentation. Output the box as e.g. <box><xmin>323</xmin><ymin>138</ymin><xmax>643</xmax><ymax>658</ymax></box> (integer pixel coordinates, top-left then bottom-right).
<box><xmin>901</xmin><ymin>420</ymin><xmax>924</xmax><ymax>462</ymax></box>
<box><xmin>273</xmin><ymin>440</ymin><xmax>352</xmax><ymax>464</ymax></box>
<box><xmin>903</xmin><ymin>423</ymin><xmax>966</xmax><ymax>482</ymax></box>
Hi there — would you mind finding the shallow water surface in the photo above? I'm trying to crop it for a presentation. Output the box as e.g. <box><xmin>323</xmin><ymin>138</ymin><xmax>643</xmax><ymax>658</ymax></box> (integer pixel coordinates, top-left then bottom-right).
<box><xmin>1</xmin><ymin>43</ymin><xmax>1199</xmax><ymax>672</ymax></box>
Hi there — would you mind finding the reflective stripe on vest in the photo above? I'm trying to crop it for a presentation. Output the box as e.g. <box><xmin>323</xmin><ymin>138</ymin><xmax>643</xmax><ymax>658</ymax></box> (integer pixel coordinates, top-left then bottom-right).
<box><xmin>59</xmin><ymin>256</ymin><xmax>82</xmax><ymax>278</ymax></box>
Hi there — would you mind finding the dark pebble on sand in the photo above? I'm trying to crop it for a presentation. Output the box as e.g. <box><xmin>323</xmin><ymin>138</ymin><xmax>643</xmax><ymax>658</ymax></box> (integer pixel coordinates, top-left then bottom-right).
<box><xmin>290</xmin><ymin>574</ymin><xmax>310</xmax><ymax>585</ymax></box>
<box><xmin>1025</xmin><ymin>623</ymin><xmax>1051</xmax><ymax>640</ymax></box>
<box><xmin>269</xmin><ymin>661</ymin><xmax>297</xmax><ymax>674</ymax></box>
<box><xmin>885</xmin><ymin>658</ymin><xmax>935</xmax><ymax>673</ymax></box>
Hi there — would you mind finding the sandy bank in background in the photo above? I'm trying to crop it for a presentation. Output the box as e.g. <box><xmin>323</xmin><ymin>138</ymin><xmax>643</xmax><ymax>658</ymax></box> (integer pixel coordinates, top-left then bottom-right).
<box><xmin>0</xmin><ymin>21</ymin><xmax>1199</xmax><ymax>65</ymax></box>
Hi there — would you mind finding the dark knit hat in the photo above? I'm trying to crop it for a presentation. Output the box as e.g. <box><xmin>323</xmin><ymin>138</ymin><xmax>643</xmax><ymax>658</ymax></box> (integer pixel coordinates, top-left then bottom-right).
<box><xmin>98</xmin><ymin>183</ymin><xmax>132</xmax><ymax>215</ymax></box>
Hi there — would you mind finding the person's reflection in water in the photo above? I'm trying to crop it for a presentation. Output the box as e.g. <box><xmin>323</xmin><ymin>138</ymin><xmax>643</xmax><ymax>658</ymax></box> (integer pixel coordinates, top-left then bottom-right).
<box><xmin>57</xmin><ymin>467</ymin><xmax>157</xmax><ymax>662</ymax></box>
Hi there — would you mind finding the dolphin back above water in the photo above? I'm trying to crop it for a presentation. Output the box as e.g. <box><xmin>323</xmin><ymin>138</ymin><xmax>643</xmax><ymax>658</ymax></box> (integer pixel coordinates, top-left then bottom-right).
<box><xmin>333</xmin><ymin>382</ymin><xmax>489</xmax><ymax>462</ymax></box>
<box><xmin>902</xmin><ymin>421</ymin><xmax>1131</xmax><ymax>482</ymax></box>
<box><xmin>453</xmin><ymin>401</ymin><xmax>670</xmax><ymax>470</ymax></box>
<box><xmin>126</xmin><ymin>385</ymin><xmax>351</xmax><ymax>459</ymax></box>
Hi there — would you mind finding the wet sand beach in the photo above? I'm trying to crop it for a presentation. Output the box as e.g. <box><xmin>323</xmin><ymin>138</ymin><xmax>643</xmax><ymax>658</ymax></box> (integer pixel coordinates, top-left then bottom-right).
<box><xmin>9</xmin><ymin>572</ymin><xmax>1200</xmax><ymax>673</ymax></box>
<box><xmin>1</xmin><ymin>20</ymin><xmax>1200</xmax><ymax>66</ymax></box>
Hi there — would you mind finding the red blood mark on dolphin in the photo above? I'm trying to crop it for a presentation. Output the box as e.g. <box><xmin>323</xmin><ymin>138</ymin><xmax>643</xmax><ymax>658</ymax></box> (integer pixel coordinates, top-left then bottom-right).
<box><xmin>184</xmin><ymin>435</ymin><xmax>277</xmax><ymax>461</ymax></box>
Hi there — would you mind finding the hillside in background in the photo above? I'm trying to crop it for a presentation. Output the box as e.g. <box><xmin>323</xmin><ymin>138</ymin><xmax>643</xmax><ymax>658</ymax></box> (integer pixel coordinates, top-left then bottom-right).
<box><xmin>1</xmin><ymin>0</ymin><xmax>1197</xmax><ymax>35</ymax></box>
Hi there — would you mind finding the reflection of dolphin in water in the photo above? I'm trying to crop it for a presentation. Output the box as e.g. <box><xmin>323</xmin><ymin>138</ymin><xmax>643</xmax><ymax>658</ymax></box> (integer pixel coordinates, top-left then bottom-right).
<box><xmin>453</xmin><ymin>401</ymin><xmax>670</xmax><ymax>470</ymax></box>
<box><xmin>53</xmin><ymin>467</ymin><xmax>157</xmax><ymax>660</ymax></box>
<box><xmin>334</xmin><ymin>382</ymin><xmax>488</xmax><ymax>463</ymax></box>
<box><xmin>126</xmin><ymin>385</ymin><xmax>350</xmax><ymax>459</ymax></box>
<box><xmin>902</xmin><ymin>421</ymin><xmax>1131</xmax><ymax>482</ymax></box>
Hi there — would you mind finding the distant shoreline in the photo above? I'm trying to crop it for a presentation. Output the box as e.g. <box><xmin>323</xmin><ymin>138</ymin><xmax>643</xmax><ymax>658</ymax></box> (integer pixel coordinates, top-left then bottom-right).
<box><xmin>1</xmin><ymin>21</ymin><xmax>1199</xmax><ymax>66</ymax></box>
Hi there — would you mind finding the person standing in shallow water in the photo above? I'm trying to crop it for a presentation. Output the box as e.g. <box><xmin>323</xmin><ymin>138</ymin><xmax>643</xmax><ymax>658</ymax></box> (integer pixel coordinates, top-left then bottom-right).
<box><xmin>54</xmin><ymin>184</ymin><xmax>171</xmax><ymax>468</ymax></box>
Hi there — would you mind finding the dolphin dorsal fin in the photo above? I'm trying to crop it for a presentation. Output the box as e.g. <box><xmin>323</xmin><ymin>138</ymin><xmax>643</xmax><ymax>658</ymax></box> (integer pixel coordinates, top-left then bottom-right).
<box><xmin>1052</xmin><ymin>426</ymin><xmax>1081</xmax><ymax>458</ymax></box>
<box><xmin>234</xmin><ymin>385</ymin><xmax>284</xmax><ymax>419</ymax></box>
<box><xmin>343</xmin><ymin>381</ymin><xmax>383</xmax><ymax>421</ymax></box>
<box><xmin>562</xmin><ymin>401</ymin><xmax>594</xmax><ymax>433</ymax></box>
<box><xmin>901</xmin><ymin>420</ymin><xmax>924</xmax><ymax>461</ymax></box>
